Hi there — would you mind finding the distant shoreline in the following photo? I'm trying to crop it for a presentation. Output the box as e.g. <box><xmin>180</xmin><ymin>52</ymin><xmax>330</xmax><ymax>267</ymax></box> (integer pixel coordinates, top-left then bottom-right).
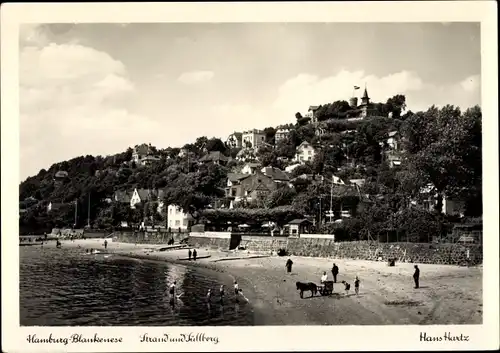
<box><xmin>23</xmin><ymin>238</ymin><xmax>483</xmax><ymax>325</ymax></box>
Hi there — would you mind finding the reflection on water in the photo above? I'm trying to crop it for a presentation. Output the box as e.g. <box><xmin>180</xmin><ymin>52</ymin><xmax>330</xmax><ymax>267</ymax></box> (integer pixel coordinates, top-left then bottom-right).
<box><xmin>20</xmin><ymin>246</ymin><xmax>253</xmax><ymax>326</ymax></box>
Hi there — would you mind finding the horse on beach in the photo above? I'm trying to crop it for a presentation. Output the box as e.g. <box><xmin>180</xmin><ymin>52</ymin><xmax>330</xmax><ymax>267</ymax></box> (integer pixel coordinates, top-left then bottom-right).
<box><xmin>296</xmin><ymin>281</ymin><xmax>318</xmax><ymax>298</ymax></box>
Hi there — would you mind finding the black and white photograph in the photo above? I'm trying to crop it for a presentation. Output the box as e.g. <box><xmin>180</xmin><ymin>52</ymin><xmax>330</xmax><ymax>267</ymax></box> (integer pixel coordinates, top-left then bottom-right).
<box><xmin>2</xmin><ymin>1</ymin><xmax>498</xmax><ymax>352</ymax></box>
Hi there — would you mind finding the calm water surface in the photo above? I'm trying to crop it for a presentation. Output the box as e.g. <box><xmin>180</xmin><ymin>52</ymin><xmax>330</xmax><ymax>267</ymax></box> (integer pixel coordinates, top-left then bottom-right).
<box><xmin>20</xmin><ymin>246</ymin><xmax>253</xmax><ymax>326</ymax></box>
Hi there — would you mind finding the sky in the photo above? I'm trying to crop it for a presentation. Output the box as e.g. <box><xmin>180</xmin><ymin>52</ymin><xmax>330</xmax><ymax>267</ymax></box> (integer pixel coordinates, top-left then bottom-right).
<box><xmin>19</xmin><ymin>22</ymin><xmax>481</xmax><ymax>181</ymax></box>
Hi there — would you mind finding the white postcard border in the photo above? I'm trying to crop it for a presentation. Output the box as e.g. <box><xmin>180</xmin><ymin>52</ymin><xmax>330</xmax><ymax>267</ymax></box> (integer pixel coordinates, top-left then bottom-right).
<box><xmin>1</xmin><ymin>1</ymin><xmax>498</xmax><ymax>352</ymax></box>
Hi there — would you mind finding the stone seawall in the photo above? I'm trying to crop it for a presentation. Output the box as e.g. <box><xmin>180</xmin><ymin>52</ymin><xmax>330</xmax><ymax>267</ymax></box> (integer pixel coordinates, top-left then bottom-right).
<box><xmin>238</xmin><ymin>235</ymin><xmax>288</xmax><ymax>252</ymax></box>
<box><xmin>188</xmin><ymin>236</ymin><xmax>230</xmax><ymax>250</ymax></box>
<box><xmin>286</xmin><ymin>240</ymin><xmax>482</xmax><ymax>265</ymax></box>
<box><xmin>113</xmin><ymin>231</ymin><xmax>483</xmax><ymax>265</ymax></box>
<box><xmin>190</xmin><ymin>233</ymin><xmax>483</xmax><ymax>265</ymax></box>
<box><xmin>113</xmin><ymin>231</ymin><xmax>189</xmax><ymax>244</ymax></box>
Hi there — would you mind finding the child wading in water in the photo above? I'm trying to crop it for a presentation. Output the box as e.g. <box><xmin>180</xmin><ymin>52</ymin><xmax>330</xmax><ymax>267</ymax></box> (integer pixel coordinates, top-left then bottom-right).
<box><xmin>354</xmin><ymin>276</ymin><xmax>360</xmax><ymax>295</ymax></box>
<box><xmin>342</xmin><ymin>280</ymin><xmax>351</xmax><ymax>296</ymax></box>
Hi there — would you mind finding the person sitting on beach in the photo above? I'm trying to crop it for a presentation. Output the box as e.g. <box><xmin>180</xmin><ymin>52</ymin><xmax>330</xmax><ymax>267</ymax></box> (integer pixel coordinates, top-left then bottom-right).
<box><xmin>321</xmin><ymin>271</ymin><xmax>328</xmax><ymax>284</ymax></box>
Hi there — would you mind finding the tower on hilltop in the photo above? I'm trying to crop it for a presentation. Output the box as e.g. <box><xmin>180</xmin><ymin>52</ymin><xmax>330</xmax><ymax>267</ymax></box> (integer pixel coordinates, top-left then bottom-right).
<box><xmin>360</xmin><ymin>86</ymin><xmax>370</xmax><ymax>106</ymax></box>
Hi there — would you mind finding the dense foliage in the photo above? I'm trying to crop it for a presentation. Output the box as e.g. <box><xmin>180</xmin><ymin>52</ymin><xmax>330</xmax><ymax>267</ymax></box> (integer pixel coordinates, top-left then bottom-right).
<box><xmin>19</xmin><ymin>95</ymin><xmax>482</xmax><ymax>241</ymax></box>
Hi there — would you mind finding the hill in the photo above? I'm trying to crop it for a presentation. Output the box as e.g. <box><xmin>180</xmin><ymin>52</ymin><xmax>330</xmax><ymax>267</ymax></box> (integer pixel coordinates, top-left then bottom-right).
<box><xmin>19</xmin><ymin>97</ymin><xmax>483</xmax><ymax>238</ymax></box>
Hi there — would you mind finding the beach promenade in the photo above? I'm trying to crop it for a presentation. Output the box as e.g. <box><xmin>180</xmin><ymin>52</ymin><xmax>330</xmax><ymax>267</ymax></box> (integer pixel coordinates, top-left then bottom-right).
<box><xmin>45</xmin><ymin>239</ymin><xmax>483</xmax><ymax>325</ymax></box>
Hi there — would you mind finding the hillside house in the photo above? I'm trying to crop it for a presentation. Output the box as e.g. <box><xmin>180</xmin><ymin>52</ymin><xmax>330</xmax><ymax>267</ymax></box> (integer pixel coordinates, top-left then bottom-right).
<box><xmin>225</xmin><ymin>171</ymin><xmax>277</xmax><ymax>203</ymax></box>
<box><xmin>285</xmin><ymin>163</ymin><xmax>301</xmax><ymax>173</ymax></box>
<box><xmin>275</xmin><ymin>128</ymin><xmax>291</xmax><ymax>143</ymax></box>
<box><xmin>113</xmin><ymin>190</ymin><xmax>132</xmax><ymax>204</ymax></box>
<box><xmin>242</xmin><ymin>129</ymin><xmax>266</xmax><ymax>150</ymax></box>
<box><xmin>226</xmin><ymin>132</ymin><xmax>243</xmax><ymax>149</ymax></box>
<box><xmin>131</xmin><ymin>143</ymin><xmax>160</xmax><ymax>166</ymax></box>
<box><xmin>157</xmin><ymin>189</ymin><xmax>165</xmax><ymax>214</ymax></box>
<box><xmin>387</xmin><ymin>131</ymin><xmax>400</xmax><ymax>150</ymax></box>
<box><xmin>167</xmin><ymin>205</ymin><xmax>194</xmax><ymax>231</ymax></box>
<box><xmin>130</xmin><ymin>188</ymin><xmax>158</xmax><ymax>209</ymax></box>
<box><xmin>295</xmin><ymin>141</ymin><xmax>316</xmax><ymax>163</ymax></box>
<box><xmin>411</xmin><ymin>184</ymin><xmax>466</xmax><ymax>216</ymax></box>
<box><xmin>290</xmin><ymin>173</ymin><xmax>325</xmax><ymax>184</ymax></box>
<box><xmin>236</xmin><ymin>148</ymin><xmax>257</xmax><ymax>162</ymax></box>
<box><xmin>261</xmin><ymin>166</ymin><xmax>290</xmax><ymax>184</ymax></box>
<box><xmin>385</xmin><ymin>150</ymin><xmax>403</xmax><ymax>168</ymax></box>
<box><xmin>307</xmin><ymin>106</ymin><xmax>320</xmax><ymax>124</ymax></box>
<box><xmin>47</xmin><ymin>201</ymin><xmax>64</xmax><ymax>212</ymax></box>
<box><xmin>199</xmin><ymin>151</ymin><xmax>230</xmax><ymax>166</ymax></box>
<box><xmin>349</xmin><ymin>179</ymin><xmax>366</xmax><ymax>189</ymax></box>
<box><xmin>54</xmin><ymin>170</ymin><xmax>69</xmax><ymax>179</ymax></box>
<box><xmin>178</xmin><ymin>148</ymin><xmax>189</xmax><ymax>158</ymax></box>
<box><xmin>241</xmin><ymin>162</ymin><xmax>261</xmax><ymax>174</ymax></box>
<box><xmin>54</xmin><ymin>170</ymin><xmax>69</xmax><ymax>187</ymax></box>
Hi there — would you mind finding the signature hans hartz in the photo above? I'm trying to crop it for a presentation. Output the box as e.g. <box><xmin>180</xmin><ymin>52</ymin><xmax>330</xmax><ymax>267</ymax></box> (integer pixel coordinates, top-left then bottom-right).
<box><xmin>140</xmin><ymin>333</ymin><xmax>219</xmax><ymax>344</ymax></box>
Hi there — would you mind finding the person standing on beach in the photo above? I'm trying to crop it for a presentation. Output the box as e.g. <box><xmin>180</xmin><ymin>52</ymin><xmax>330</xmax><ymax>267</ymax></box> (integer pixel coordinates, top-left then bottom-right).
<box><xmin>219</xmin><ymin>285</ymin><xmax>225</xmax><ymax>303</ymax></box>
<box><xmin>413</xmin><ymin>265</ymin><xmax>420</xmax><ymax>289</ymax></box>
<box><xmin>206</xmin><ymin>289</ymin><xmax>212</xmax><ymax>303</ymax></box>
<box><xmin>233</xmin><ymin>280</ymin><xmax>240</xmax><ymax>303</ymax></box>
<box><xmin>354</xmin><ymin>276</ymin><xmax>360</xmax><ymax>295</ymax></box>
<box><xmin>285</xmin><ymin>258</ymin><xmax>293</xmax><ymax>273</ymax></box>
<box><xmin>104</xmin><ymin>239</ymin><xmax>108</xmax><ymax>250</ymax></box>
<box><xmin>188</xmin><ymin>249</ymin><xmax>192</xmax><ymax>260</ymax></box>
<box><xmin>193</xmin><ymin>249</ymin><xmax>197</xmax><ymax>261</ymax></box>
<box><xmin>331</xmin><ymin>263</ymin><xmax>339</xmax><ymax>283</ymax></box>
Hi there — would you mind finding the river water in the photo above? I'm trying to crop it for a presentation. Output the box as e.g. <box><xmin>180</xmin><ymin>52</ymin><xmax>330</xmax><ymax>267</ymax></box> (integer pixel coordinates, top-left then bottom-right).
<box><xmin>20</xmin><ymin>246</ymin><xmax>254</xmax><ymax>326</ymax></box>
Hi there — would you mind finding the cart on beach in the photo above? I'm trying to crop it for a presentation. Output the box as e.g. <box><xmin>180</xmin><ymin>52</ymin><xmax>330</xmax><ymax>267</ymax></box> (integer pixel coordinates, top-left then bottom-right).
<box><xmin>317</xmin><ymin>281</ymin><xmax>334</xmax><ymax>296</ymax></box>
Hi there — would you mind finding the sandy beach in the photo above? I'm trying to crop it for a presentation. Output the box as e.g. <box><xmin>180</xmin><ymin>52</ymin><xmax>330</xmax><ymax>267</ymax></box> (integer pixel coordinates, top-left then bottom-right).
<box><xmin>39</xmin><ymin>238</ymin><xmax>483</xmax><ymax>325</ymax></box>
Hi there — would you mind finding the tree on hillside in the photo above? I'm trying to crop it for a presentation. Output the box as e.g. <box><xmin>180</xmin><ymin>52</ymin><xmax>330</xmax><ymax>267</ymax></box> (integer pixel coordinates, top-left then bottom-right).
<box><xmin>385</xmin><ymin>94</ymin><xmax>407</xmax><ymax>119</ymax></box>
<box><xmin>265</xmin><ymin>186</ymin><xmax>298</xmax><ymax>209</ymax></box>
<box><xmin>205</xmin><ymin>138</ymin><xmax>227</xmax><ymax>153</ymax></box>
<box><xmin>162</xmin><ymin>163</ymin><xmax>227</xmax><ymax>222</ymax></box>
<box><xmin>401</xmin><ymin>105</ymin><xmax>482</xmax><ymax>214</ymax></box>
<box><xmin>263</xmin><ymin>127</ymin><xmax>277</xmax><ymax>145</ymax></box>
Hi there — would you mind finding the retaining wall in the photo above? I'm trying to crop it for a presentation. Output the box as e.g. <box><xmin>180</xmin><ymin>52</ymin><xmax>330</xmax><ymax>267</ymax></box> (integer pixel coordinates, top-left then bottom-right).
<box><xmin>114</xmin><ymin>231</ymin><xmax>483</xmax><ymax>265</ymax></box>
<box><xmin>113</xmin><ymin>230</ymin><xmax>189</xmax><ymax>244</ymax></box>
<box><xmin>189</xmin><ymin>232</ymin><xmax>483</xmax><ymax>265</ymax></box>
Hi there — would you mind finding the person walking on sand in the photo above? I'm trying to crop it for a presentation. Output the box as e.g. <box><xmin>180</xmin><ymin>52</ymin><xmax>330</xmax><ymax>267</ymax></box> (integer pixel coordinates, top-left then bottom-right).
<box><xmin>331</xmin><ymin>263</ymin><xmax>339</xmax><ymax>283</ymax></box>
<box><xmin>188</xmin><ymin>249</ymin><xmax>192</xmax><ymax>261</ymax></box>
<box><xmin>193</xmin><ymin>249</ymin><xmax>197</xmax><ymax>261</ymax></box>
<box><xmin>321</xmin><ymin>271</ymin><xmax>328</xmax><ymax>284</ymax></box>
<box><xmin>285</xmin><ymin>258</ymin><xmax>293</xmax><ymax>273</ymax></box>
<box><xmin>413</xmin><ymin>265</ymin><xmax>420</xmax><ymax>289</ymax></box>
<box><xmin>354</xmin><ymin>276</ymin><xmax>360</xmax><ymax>295</ymax></box>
